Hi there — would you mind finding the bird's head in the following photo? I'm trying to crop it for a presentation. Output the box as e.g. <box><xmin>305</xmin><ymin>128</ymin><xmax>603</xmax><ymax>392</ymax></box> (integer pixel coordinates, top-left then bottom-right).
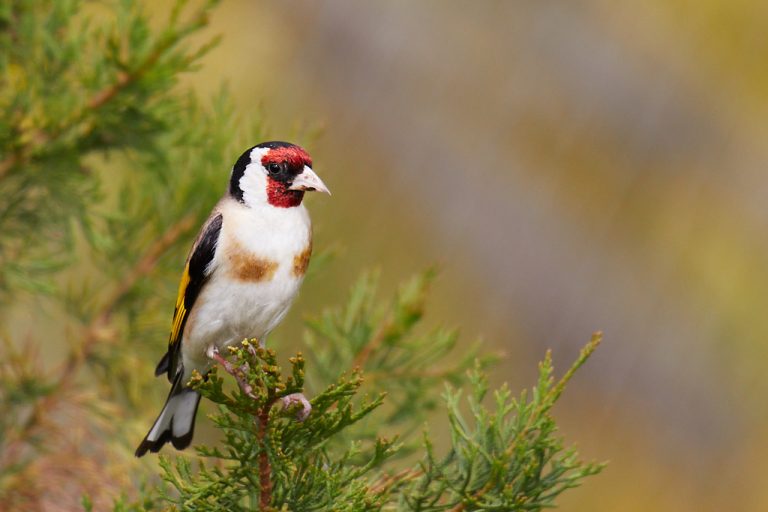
<box><xmin>229</xmin><ymin>141</ymin><xmax>330</xmax><ymax>208</ymax></box>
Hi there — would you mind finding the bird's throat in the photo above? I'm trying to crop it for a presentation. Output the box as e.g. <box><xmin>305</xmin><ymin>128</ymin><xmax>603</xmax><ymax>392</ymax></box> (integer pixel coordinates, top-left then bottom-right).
<box><xmin>266</xmin><ymin>179</ymin><xmax>304</xmax><ymax>208</ymax></box>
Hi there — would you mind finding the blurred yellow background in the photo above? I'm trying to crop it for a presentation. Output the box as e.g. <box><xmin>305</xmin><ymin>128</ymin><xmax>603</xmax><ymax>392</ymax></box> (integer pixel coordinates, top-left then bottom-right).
<box><xmin>166</xmin><ymin>1</ymin><xmax>768</xmax><ymax>510</ymax></box>
<box><xmin>9</xmin><ymin>0</ymin><xmax>767</xmax><ymax>509</ymax></box>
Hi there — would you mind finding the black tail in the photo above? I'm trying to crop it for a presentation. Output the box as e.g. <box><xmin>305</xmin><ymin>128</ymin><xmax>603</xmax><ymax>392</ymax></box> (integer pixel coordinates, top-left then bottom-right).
<box><xmin>135</xmin><ymin>372</ymin><xmax>201</xmax><ymax>457</ymax></box>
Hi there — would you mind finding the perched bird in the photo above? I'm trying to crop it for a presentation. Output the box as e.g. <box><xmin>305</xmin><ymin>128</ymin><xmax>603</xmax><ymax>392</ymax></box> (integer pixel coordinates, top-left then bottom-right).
<box><xmin>135</xmin><ymin>141</ymin><xmax>330</xmax><ymax>457</ymax></box>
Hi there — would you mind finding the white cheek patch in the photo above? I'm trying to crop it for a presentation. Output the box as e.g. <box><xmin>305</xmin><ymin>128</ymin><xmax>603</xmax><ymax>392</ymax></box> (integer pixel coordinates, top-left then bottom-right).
<box><xmin>239</xmin><ymin>163</ymin><xmax>268</xmax><ymax>207</ymax></box>
<box><xmin>238</xmin><ymin>147</ymin><xmax>272</xmax><ymax>208</ymax></box>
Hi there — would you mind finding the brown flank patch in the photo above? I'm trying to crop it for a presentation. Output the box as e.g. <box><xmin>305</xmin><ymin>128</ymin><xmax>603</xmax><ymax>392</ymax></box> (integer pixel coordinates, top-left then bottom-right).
<box><xmin>292</xmin><ymin>241</ymin><xmax>312</xmax><ymax>278</ymax></box>
<box><xmin>227</xmin><ymin>239</ymin><xmax>278</xmax><ymax>282</ymax></box>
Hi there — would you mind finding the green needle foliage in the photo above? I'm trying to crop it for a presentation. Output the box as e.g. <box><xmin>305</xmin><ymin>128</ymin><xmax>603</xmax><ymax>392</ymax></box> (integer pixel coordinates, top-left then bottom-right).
<box><xmin>160</xmin><ymin>344</ymin><xmax>395</xmax><ymax>511</ymax></box>
<box><xmin>0</xmin><ymin>1</ymin><xmax>604</xmax><ymax>510</ymax></box>
<box><xmin>141</xmin><ymin>333</ymin><xmax>603</xmax><ymax>511</ymax></box>
<box><xmin>1</xmin><ymin>0</ymin><xmax>255</xmax><ymax>508</ymax></box>
<box><xmin>303</xmin><ymin>271</ymin><xmax>495</xmax><ymax>461</ymax></box>
<box><xmin>0</xmin><ymin>0</ymin><xmax>222</xmax><ymax>295</ymax></box>
<box><xmin>398</xmin><ymin>336</ymin><xmax>604</xmax><ymax>511</ymax></box>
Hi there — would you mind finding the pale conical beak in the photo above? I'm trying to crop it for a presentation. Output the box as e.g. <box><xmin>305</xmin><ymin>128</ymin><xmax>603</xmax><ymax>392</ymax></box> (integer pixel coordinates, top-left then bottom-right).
<box><xmin>288</xmin><ymin>166</ymin><xmax>331</xmax><ymax>195</ymax></box>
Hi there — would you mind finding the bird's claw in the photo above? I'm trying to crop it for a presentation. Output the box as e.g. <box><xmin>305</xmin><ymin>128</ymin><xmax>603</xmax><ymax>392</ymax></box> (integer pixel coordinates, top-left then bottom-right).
<box><xmin>281</xmin><ymin>393</ymin><xmax>311</xmax><ymax>421</ymax></box>
<box><xmin>208</xmin><ymin>346</ymin><xmax>257</xmax><ymax>399</ymax></box>
<box><xmin>208</xmin><ymin>346</ymin><xmax>310</xmax><ymax>418</ymax></box>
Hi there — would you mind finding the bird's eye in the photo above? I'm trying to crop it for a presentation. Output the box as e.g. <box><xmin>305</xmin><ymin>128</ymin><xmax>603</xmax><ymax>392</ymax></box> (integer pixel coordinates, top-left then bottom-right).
<box><xmin>267</xmin><ymin>163</ymin><xmax>282</xmax><ymax>175</ymax></box>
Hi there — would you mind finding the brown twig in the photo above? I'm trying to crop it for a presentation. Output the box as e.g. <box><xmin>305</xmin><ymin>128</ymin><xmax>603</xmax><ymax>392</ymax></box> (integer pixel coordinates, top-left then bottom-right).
<box><xmin>209</xmin><ymin>345</ymin><xmax>314</xmax><ymax>508</ymax></box>
<box><xmin>257</xmin><ymin>407</ymin><xmax>272</xmax><ymax>509</ymax></box>
<box><xmin>209</xmin><ymin>344</ymin><xmax>279</xmax><ymax>509</ymax></box>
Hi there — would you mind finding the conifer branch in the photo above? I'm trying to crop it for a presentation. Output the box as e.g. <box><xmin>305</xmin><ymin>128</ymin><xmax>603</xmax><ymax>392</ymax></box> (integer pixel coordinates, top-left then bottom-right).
<box><xmin>3</xmin><ymin>212</ymin><xmax>197</xmax><ymax>467</ymax></box>
<box><xmin>156</xmin><ymin>325</ymin><xmax>602</xmax><ymax>511</ymax></box>
<box><xmin>86</xmin><ymin>3</ymin><xmax>214</xmax><ymax>112</ymax></box>
<box><xmin>257</xmin><ymin>407</ymin><xmax>272</xmax><ymax>509</ymax></box>
<box><xmin>0</xmin><ymin>0</ymin><xmax>217</xmax><ymax>182</ymax></box>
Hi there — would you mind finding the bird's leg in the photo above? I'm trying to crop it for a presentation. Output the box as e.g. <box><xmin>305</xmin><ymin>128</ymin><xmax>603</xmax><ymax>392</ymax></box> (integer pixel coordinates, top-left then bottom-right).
<box><xmin>207</xmin><ymin>346</ymin><xmax>256</xmax><ymax>399</ymax></box>
<box><xmin>246</xmin><ymin>341</ymin><xmax>259</xmax><ymax>357</ymax></box>
<box><xmin>207</xmin><ymin>345</ymin><xmax>234</xmax><ymax>372</ymax></box>
<box><xmin>281</xmin><ymin>392</ymin><xmax>312</xmax><ymax>421</ymax></box>
<box><xmin>209</xmin><ymin>345</ymin><xmax>310</xmax><ymax>419</ymax></box>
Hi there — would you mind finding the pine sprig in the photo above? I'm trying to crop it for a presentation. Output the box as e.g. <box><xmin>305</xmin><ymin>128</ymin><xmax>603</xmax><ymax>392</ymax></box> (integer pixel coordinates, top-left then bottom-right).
<box><xmin>0</xmin><ymin>0</ymin><xmax>221</xmax><ymax>296</ymax></box>
<box><xmin>150</xmin><ymin>333</ymin><xmax>603</xmax><ymax>512</ymax></box>
<box><xmin>159</xmin><ymin>341</ymin><xmax>399</xmax><ymax>511</ymax></box>
<box><xmin>394</xmin><ymin>333</ymin><xmax>605</xmax><ymax>511</ymax></box>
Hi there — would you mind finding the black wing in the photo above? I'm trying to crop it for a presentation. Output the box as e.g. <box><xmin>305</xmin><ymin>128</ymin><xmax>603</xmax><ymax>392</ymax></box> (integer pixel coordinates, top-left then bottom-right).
<box><xmin>155</xmin><ymin>213</ymin><xmax>223</xmax><ymax>381</ymax></box>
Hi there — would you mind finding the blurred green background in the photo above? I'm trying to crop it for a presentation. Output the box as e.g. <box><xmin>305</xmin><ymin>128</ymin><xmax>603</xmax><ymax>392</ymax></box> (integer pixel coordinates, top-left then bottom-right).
<box><xmin>182</xmin><ymin>1</ymin><xmax>768</xmax><ymax>510</ymax></box>
<box><xmin>7</xmin><ymin>0</ymin><xmax>768</xmax><ymax>510</ymax></box>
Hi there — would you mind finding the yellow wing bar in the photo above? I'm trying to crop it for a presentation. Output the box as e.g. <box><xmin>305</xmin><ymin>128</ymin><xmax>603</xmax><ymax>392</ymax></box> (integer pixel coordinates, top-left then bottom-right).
<box><xmin>169</xmin><ymin>262</ymin><xmax>191</xmax><ymax>346</ymax></box>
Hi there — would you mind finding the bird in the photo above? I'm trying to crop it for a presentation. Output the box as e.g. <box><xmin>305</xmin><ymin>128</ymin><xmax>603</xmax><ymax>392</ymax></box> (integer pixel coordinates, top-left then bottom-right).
<box><xmin>135</xmin><ymin>141</ymin><xmax>330</xmax><ymax>457</ymax></box>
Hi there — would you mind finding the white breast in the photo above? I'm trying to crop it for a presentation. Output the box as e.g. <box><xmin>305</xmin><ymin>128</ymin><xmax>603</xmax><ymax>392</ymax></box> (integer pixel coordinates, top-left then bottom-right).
<box><xmin>181</xmin><ymin>198</ymin><xmax>311</xmax><ymax>378</ymax></box>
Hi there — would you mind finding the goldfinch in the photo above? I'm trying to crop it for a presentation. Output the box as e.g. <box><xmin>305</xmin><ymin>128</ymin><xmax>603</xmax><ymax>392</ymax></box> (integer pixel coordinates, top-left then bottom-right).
<box><xmin>135</xmin><ymin>141</ymin><xmax>330</xmax><ymax>457</ymax></box>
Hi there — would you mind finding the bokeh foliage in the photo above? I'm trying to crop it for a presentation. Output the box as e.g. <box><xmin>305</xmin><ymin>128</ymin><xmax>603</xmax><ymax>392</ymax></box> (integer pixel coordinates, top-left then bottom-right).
<box><xmin>0</xmin><ymin>0</ymin><xmax>252</xmax><ymax>507</ymax></box>
<box><xmin>0</xmin><ymin>1</ymin><xmax>601</xmax><ymax>510</ymax></box>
